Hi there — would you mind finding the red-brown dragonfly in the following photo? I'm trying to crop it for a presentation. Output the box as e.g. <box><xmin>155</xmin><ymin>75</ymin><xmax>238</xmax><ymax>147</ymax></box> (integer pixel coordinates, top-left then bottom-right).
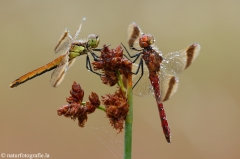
<box><xmin>123</xmin><ymin>22</ymin><xmax>200</xmax><ymax>143</ymax></box>
<box><xmin>9</xmin><ymin>18</ymin><xmax>101</xmax><ymax>88</ymax></box>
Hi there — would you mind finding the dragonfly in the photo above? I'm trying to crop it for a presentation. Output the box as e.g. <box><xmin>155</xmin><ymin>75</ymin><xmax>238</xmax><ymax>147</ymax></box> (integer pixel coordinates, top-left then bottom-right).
<box><xmin>9</xmin><ymin>18</ymin><xmax>101</xmax><ymax>88</ymax></box>
<box><xmin>122</xmin><ymin>22</ymin><xmax>200</xmax><ymax>143</ymax></box>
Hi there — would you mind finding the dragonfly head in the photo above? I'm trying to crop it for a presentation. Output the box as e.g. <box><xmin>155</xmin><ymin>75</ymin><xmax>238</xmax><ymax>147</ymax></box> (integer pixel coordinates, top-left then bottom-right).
<box><xmin>139</xmin><ymin>34</ymin><xmax>155</xmax><ymax>48</ymax></box>
<box><xmin>87</xmin><ymin>34</ymin><xmax>100</xmax><ymax>48</ymax></box>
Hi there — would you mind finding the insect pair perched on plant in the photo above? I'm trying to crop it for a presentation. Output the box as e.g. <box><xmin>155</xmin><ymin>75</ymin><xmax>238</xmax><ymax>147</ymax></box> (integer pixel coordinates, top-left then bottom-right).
<box><xmin>9</xmin><ymin>18</ymin><xmax>200</xmax><ymax>143</ymax></box>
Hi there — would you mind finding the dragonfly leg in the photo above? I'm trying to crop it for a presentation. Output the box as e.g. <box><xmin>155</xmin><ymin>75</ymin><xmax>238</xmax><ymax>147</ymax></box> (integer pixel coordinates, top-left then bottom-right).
<box><xmin>86</xmin><ymin>55</ymin><xmax>102</xmax><ymax>76</ymax></box>
<box><xmin>132</xmin><ymin>59</ymin><xmax>144</xmax><ymax>89</ymax></box>
<box><xmin>89</xmin><ymin>51</ymin><xmax>100</xmax><ymax>61</ymax></box>
<box><xmin>91</xmin><ymin>44</ymin><xmax>111</xmax><ymax>54</ymax></box>
<box><xmin>92</xmin><ymin>48</ymin><xmax>102</xmax><ymax>52</ymax></box>
<box><xmin>123</xmin><ymin>54</ymin><xmax>131</xmax><ymax>61</ymax></box>
<box><xmin>130</xmin><ymin>45</ymin><xmax>142</xmax><ymax>52</ymax></box>
<box><xmin>121</xmin><ymin>43</ymin><xmax>142</xmax><ymax>62</ymax></box>
<box><xmin>121</xmin><ymin>43</ymin><xmax>145</xmax><ymax>89</ymax></box>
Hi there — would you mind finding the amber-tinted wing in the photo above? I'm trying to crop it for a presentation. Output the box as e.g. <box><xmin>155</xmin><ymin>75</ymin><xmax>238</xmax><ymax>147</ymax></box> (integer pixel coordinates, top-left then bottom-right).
<box><xmin>158</xmin><ymin>67</ymin><xmax>179</xmax><ymax>102</ymax></box>
<box><xmin>51</xmin><ymin>18</ymin><xmax>86</xmax><ymax>87</ymax></box>
<box><xmin>132</xmin><ymin>64</ymin><xmax>179</xmax><ymax>103</ymax></box>
<box><xmin>132</xmin><ymin>43</ymin><xmax>200</xmax><ymax>102</ymax></box>
<box><xmin>127</xmin><ymin>22</ymin><xmax>143</xmax><ymax>51</ymax></box>
<box><xmin>54</xmin><ymin>17</ymin><xmax>86</xmax><ymax>54</ymax></box>
<box><xmin>49</xmin><ymin>52</ymin><xmax>80</xmax><ymax>87</ymax></box>
<box><xmin>54</xmin><ymin>29</ymin><xmax>72</xmax><ymax>54</ymax></box>
<box><xmin>161</xmin><ymin>43</ymin><xmax>200</xmax><ymax>75</ymax></box>
<box><xmin>128</xmin><ymin>22</ymin><xmax>200</xmax><ymax>101</ymax></box>
<box><xmin>50</xmin><ymin>52</ymin><xmax>69</xmax><ymax>87</ymax></box>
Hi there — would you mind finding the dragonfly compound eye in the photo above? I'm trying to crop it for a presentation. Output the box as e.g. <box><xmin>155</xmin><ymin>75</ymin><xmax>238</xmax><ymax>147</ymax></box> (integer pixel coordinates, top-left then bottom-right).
<box><xmin>87</xmin><ymin>34</ymin><xmax>100</xmax><ymax>48</ymax></box>
<box><xmin>139</xmin><ymin>34</ymin><xmax>155</xmax><ymax>48</ymax></box>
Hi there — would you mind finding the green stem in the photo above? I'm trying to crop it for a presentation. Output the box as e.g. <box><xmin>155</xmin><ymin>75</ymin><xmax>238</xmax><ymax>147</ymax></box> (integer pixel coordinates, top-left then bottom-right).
<box><xmin>124</xmin><ymin>74</ymin><xmax>133</xmax><ymax>159</ymax></box>
<box><xmin>82</xmin><ymin>102</ymin><xmax>106</xmax><ymax>112</ymax></box>
<box><xmin>117</xmin><ymin>70</ymin><xmax>125</xmax><ymax>92</ymax></box>
<box><xmin>97</xmin><ymin>105</ymin><xmax>106</xmax><ymax>112</ymax></box>
<box><xmin>117</xmin><ymin>70</ymin><xmax>133</xmax><ymax>159</ymax></box>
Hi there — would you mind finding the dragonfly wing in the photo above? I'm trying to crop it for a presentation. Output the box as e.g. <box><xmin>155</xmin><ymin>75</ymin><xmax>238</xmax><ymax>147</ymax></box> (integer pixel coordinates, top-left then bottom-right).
<box><xmin>50</xmin><ymin>52</ymin><xmax>69</xmax><ymax>87</ymax></box>
<box><xmin>73</xmin><ymin>17</ymin><xmax>86</xmax><ymax>40</ymax></box>
<box><xmin>132</xmin><ymin>62</ymin><xmax>179</xmax><ymax>102</ymax></box>
<box><xmin>159</xmin><ymin>68</ymin><xmax>179</xmax><ymax>102</ymax></box>
<box><xmin>54</xmin><ymin>29</ymin><xmax>73</xmax><ymax>54</ymax></box>
<box><xmin>132</xmin><ymin>73</ymin><xmax>153</xmax><ymax>97</ymax></box>
<box><xmin>127</xmin><ymin>22</ymin><xmax>144</xmax><ymax>52</ymax></box>
<box><xmin>132</xmin><ymin>64</ymin><xmax>153</xmax><ymax>97</ymax></box>
<box><xmin>68</xmin><ymin>58</ymin><xmax>76</xmax><ymax>69</ymax></box>
<box><xmin>162</xmin><ymin>43</ymin><xmax>200</xmax><ymax>75</ymax></box>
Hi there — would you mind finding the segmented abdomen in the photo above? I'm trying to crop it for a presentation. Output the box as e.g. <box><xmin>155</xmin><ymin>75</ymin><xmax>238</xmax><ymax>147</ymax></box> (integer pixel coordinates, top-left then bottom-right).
<box><xmin>9</xmin><ymin>55</ymin><xmax>65</xmax><ymax>88</ymax></box>
<box><xmin>149</xmin><ymin>73</ymin><xmax>171</xmax><ymax>143</ymax></box>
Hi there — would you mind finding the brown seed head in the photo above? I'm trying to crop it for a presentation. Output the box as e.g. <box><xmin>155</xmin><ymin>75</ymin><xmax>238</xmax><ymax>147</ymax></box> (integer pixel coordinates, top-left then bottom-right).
<box><xmin>102</xmin><ymin>88</ymin><xmax>129</xmax><ymax>132</ymax></box>
<box><xmin>57</xmin><ymin>82</ymin><xmax>101</xmax><ymax>127</ymax></box>
<box><xmin>92</xmin><ymin>45</ymin><xmax>132</xmax><ymax>87</ymax></box>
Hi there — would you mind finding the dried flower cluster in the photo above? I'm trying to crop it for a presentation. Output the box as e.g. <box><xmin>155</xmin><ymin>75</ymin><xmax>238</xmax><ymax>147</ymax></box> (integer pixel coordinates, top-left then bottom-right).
<box><xmin>57</xmin><ymin>82</ymin><xmax>100</xmax><ymax>127</ymax></box>
<box><xmin>57</xmin><ymin>45</ymin><xmax>132</xmax><ymax>132</ymax></box>
<box><xmin>102</xmin><ymin>88</ymin><xmax>129</xmax><ymax>132</ymax></box>
<box><xmin>92</xmin><ymin>45</ymin><xmax>132</xmax><ymax>86</ymax></box>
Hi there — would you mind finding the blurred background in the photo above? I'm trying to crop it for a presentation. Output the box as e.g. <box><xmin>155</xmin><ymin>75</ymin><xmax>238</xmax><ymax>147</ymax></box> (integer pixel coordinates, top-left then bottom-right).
<box><xmin>1</xmin><ymin>0</ymin><xmax>240</xmax><ymax>159</ymax></box>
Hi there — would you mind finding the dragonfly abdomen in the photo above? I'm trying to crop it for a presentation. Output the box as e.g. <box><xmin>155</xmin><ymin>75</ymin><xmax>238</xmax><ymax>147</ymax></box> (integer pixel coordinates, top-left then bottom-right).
<box><xmin>157</xmin><ymin>103</ymin><xmax>171</xmax><ymax>143</ymax></box>
<box><xmin>149</xmin><ymin>73</ymin><xmax>171</xmax><ymax>143</ymax></box>
<box><xmin>9</xmin><ymin>55</ymin><xmax>65</xmax><ymax>88</ymax></box>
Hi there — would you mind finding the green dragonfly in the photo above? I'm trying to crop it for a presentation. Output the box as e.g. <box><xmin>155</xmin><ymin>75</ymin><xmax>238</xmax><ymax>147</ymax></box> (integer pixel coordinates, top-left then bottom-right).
<box><xmin>10</xmin><ymin>18</ymin><xmax>101</xmax><ymax>88</ymax></box>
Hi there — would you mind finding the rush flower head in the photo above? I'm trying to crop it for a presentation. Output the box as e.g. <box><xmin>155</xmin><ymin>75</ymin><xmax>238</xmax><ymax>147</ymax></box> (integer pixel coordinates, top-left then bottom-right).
<box><xmin>66</xmin><ymin>81</ymin><xmax>84</xmax><ymax>104</ymax></box>
<box><xmin>57</xmin><ymin>82</ymin><xmax>100</xmax><ymax>127</ymax></box>
<box><xmin>102</xmin><ymin>88</ymin><xmax>129</xmax><ymax>132</ymax></box>
<box><xmin>92</xmin><ymin>45</ymin><xmax>132</xmax><ymax>86</ymax></box>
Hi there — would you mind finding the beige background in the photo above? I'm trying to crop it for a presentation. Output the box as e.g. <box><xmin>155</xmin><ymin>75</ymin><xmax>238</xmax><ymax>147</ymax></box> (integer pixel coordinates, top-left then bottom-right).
<box><xmin>1</xmin><ymin>1</ymin><xmax>240</xmax><ymax>159</ymax></box>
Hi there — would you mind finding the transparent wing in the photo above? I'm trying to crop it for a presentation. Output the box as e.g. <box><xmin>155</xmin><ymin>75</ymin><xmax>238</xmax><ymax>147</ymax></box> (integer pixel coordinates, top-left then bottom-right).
<box><xmin>68</xmin><ymin>58</ymin><xmax>76</xmax><ymax>69</ymax></box>
<box><xmin>132</xmin><ymin>63</ymin><xmax>179</xmax><ymax>102</ymax></box>
<box><xmin>50</xmin><ymin>52</ymin><xmax>69</xmax><ymax>87</ymax></box>
<box><xmin>127</xmin><ymin>22</ymin><xmax>149</xmax><ymax>95</ymax></box>
<box><xmin>127</xmin><ymin>22</ymin><xmax>144</xmax><ymax>52</ymax></box>
<box><xmin>162</xmin><ymin>43</ymin><xmax>200</xmax><ymax>75</ymax></box>
<box><xmin>132</xmin><ymin>64</ymin><xmax>153</xmax><ymax>97</ymax></box>
<box><xmin>73</xmin><ymin>17</ymin><xmax>86</xmax><ymax>40</ymax></box>
<box><xmin>158</xmin><ymin>43</ymin><xmax>200</xmax><ymax>101</ymax></box>
<box><xmin>54</xmin><ymin>17</ymin><xmax>86</xmax><ymax>54</ymax></box>
<box><xmin>54</xmin><ymin>29</ymin><xmax>73</xmax><ymax>54</ymax></box>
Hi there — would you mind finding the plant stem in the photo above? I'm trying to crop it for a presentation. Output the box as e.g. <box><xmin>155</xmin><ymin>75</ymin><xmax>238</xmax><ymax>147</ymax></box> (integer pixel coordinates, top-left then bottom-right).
<box><xmin>117</xmin><ymin>70</ymin><xmax>126</xmax><ymax>92</ymax></box>
<box><xmin>124</xmin><ymin>74</ymin><xmax>133</xmax><ymax>159</ymax></box>
<box><xmin>97</xmin><ymin>105</ymin><xmax>106</xmax><ymax>112</ymax></box>
<box><xmin>82</xmin><ymin>102</ymin><xmax>106</xmax><ymax>112</ymax></box>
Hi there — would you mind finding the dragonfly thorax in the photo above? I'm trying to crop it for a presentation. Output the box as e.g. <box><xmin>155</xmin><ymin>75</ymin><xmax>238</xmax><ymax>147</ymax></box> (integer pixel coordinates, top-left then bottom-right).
<box><xmin>68</xmin><ymin>40</ymin><xmax>90</xmax><ymax>58</ymax></box>
<box><xmin>139</xmin><ymin>34</ymin><xmax>155</xmax><ymax>48</ymax></box>
<box><xmin>142</xmin><ymin>49</ymin><xmax>162</xmax><ymax>73</ymax></box>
